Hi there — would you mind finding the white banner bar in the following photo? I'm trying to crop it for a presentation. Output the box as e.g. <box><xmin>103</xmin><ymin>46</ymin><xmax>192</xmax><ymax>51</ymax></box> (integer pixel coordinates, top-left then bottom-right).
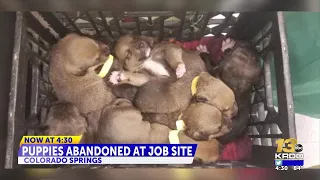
<box><xmin>18</xmin><ymin>156</ymin><xmax>194</xmax><ymax>165</ymax></box>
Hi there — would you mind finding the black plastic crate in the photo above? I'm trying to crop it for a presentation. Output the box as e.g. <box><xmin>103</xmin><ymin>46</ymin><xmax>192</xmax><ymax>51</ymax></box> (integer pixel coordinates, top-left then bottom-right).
<box><xmin>2</xmin><ymin>11</ymin><xmax>295</xmax><ymax>169</ymax></box>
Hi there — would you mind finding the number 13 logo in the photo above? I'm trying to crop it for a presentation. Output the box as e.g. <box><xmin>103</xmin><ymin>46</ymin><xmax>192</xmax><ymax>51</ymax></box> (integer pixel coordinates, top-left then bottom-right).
<box><xmin>276</xmin><ymin>138</ymin><xmax>297</xmax><ymax>153</ymax></box>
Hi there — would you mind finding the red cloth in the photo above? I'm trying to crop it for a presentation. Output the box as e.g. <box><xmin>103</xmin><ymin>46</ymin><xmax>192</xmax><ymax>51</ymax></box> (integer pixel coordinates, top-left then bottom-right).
<box><xmin>181</xmin><ymin>37</ymin><xmax>225</xmax><ymax>65</ymax></box>
<box><xmin>219</xmin><ymin>135</ymin><xmax>253</xmax><ymax>161</ymax></box>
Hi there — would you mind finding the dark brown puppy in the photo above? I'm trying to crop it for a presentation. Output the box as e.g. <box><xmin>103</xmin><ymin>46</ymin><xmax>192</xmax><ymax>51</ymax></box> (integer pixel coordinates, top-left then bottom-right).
<box><xmin>43</xmin><ymin>102</ymin><xmax>90</xmax><ymax>143</ymax></box>
<box><xmin>212</xmin><ymin>41</ymin><xmax>261</xmax><ymax>94</ymax></box>
<box><xmin>182</xmin><ymin>102</ymin><xmax>232</xmax><ymax>141</ymax></box>
<box><xmin>49</xmin><ymin>33</ymin><xmax>116</xmax><ymax>115</ymax></box>
<box><xmin>212</xmin><ymin>41</ymin><xmax>261</xmax><ymax>144</ymax></box>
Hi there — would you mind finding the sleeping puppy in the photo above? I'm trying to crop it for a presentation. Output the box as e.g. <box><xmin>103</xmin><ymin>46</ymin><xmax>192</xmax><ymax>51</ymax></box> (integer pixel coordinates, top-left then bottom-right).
<box><xmin>97</xmin><ymin>98</ymin><xmax>220</xmax><ymax>163</ymax></box>
<box><xmin>42</xmin><ymin>102</ymin><xmax>91</xmax><ymax>143</ymax></box>
<box><xmin>212</xmin><ymin>40</ymin><xmax>261</xmax><ymax>144</ymax></box>
<box><xmin>49</xmin><ymin>33</ymin><xmax>116</xmax><ymax>115</ymax></box>
<box><xmin>109</xmin><ymin>34</ymin><xmax>206</xmax><ymax>87</ymax></box>
<box><xmin>194</xmin><ymin>72</ymin><xmax>238</xmax><ymax>121</ymax></box>
<box><xmin>97</xmin><ymin>98</ymin><xmax>171</xmax><ymax>144</ymax></box>
<box><xmin>142</xmin><ymin>71</ymin><xmax>237</xmax><ymax>137</ymax></box>
<box><xmin>111</xmin><ymin>35</ymin><xmax>206</xmax><ymax>114</ymax></box>
<box><xmin>176</xmin><ymin>131</ymin><xmax>221</xmax><ymax>164</ymax></box>
<box><xmin>143</xmin><ymin>101</ymin><xmax>233</xmax><ymax>142</ymax></box>
<box><xmin>182</xmin><ymin>102</ymin><xmax>232</xmax><ymax>141</ymax></box>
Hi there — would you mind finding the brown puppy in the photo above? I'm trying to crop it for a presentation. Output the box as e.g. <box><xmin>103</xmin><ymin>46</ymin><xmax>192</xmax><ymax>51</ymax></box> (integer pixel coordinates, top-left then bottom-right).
<box><xmin>49</xmin><ymin>33</ymin><xmax>116</xmax><ymax>115</ymax></box>
<box><xmin>177</xmin><ymin>131</ymin><xmax>221</xmax><ymax>164</ymax></box>
<box><xmin>109</xmin><ymin>35</ymin><xmax>206</xmax><ymax>114</ymax></box>
<box><xmin>97</xmin><ymin>98</ymin><xmax>171</xmax><ymax>144</ymax></box>
<box><xmin>182</xmin><ymin>102</ymin><xmax>232</xmax><ymax>141</ymax></box>
<box><xmin>110</xmin><ymin>35</ymin><xmax>188</xmax><ymax>86</ymax></box>
<box><xmin>142</xmin><ymin>72</ymin><xmax>236</xmax><ymax>140</ymax></box>
<box><xmin>194</xmin><ymin>72</ymin><xmax>238</xmax><ymax>120</ymax></box>
<box><xmin>97</xmin><ymin>98</ymin><xmax>220</xmax><ymax>163</ymax></box>
<box><xmin>43</xmin><ymin>102</ymin><xmax>90</xmax><ymax>143</ymax></box>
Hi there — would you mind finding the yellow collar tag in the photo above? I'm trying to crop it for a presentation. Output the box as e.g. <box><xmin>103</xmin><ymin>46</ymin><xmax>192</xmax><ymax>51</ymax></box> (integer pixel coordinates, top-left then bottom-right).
<box><xmin>98</xmin><ymin>55</ymin><xmax>114</xmax><ymax>78</ymax></box>
<box><xmin>169</xmin><ymin>115</ymin><xmax>186</xmax><ymax>144</ymax></box>
<box><xmin>176</xmin><ymin>119</ymin><xmax>186</xmax><ymax>131</ymax></box>
<box><xmin>191</xmin><ymin>76</ymin><xmax>200</xmax><ymax>96</ymax></box>
<box><xmin>169</xmin><ymin>130</ymin><xmax>180</xmax><ymax>144</ymax></box>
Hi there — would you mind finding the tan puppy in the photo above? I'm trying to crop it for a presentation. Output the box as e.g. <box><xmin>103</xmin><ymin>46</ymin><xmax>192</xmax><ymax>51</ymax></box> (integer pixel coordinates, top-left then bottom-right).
<box><xmin>194</xmin><ymin>72</ymin><xmax>238</xmax><ymax>120</ymax></box>
<box><xmin>97</xmin><ymin>98</ymin><xmax>171</xmax><ymax>144</ymax></box>
<box><xmin>43</xmin><ymin>102</ymin><xmax>91</xmax><ymax>143</ymax></box>
<box><xmin>97</xmin><ymin>98</ymin><xmax>220</xmax><ymax>163</ymax></box>
<box><xmin>177</xmin><ymin>131</ymin><xmax>221</xmax><ymax>164</ymax></box>
<box><xmin>110</xmin><ymin>35</ymin><xmax>188</xmax><ymax>86</ymax></box>
<box><xmin>49</xmin><ymin>33</ymin><xmax>116</xmax><ymax>115</ymax></box>
<box><xmin>182</xmin><ymin>102</ymin><xmax>232</xmax><ymax>141</ymax></box>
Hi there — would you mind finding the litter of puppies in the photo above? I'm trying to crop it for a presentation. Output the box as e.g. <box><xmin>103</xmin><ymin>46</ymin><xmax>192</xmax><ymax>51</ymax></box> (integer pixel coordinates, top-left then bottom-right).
<box><xmin>43</xmin><ymin>32</ymin><xmax>261</xmax><ymax>164</ymax></box>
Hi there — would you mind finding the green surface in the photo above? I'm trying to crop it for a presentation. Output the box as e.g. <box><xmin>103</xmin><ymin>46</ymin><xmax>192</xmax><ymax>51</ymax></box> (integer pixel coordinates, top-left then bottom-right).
<box><xmin>282</xmin><ymin>12</ymin><xmax>320</xmax><ymax>118</ymax></box>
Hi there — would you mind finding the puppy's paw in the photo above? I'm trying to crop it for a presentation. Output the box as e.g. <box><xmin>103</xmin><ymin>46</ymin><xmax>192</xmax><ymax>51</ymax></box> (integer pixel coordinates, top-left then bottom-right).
<box><xmin>109</xmin><ymin>71</ymin><xmax>121</xmax><ymax>85</ymax></box>
<box><xmin>176</xmin><ymin>63</ymin><xmax>186</xmax><ymax>78</ymax></box>
<box><xmin>196</xmin><ymin>44</ymin><xmax>209</xmax><ymax>53</ymax></box>
<box><xmin>221</xmin><ymin>38</ymin><xmax>235</xmax><ymax>52</ymax></box>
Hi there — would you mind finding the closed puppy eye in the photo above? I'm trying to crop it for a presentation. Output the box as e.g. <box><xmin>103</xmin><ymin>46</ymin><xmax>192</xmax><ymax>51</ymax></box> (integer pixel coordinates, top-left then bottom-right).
<box><xmin>126</xmin><ymin>50</ymin><xmax>132</xmax><ymax>59</ymax></box>
<box><xmin>195</xmin><ymin>96</ymin><xmax>208</xmax><ymax>103</ymax></box>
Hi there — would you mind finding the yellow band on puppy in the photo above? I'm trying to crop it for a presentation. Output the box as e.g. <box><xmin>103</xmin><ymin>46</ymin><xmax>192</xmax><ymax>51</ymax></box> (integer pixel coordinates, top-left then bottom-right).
<box><xmin>98</xmin><ymin>55</ymin><xmax>114</xmax><ymax>78</ymax></box>
<box><xmin>169</xmin><ymin>115</ymin><xmax>187</xmax><ymax>144</ymax></box>
<box><xmin>176</xmin><ymin>119</ymin><xmax>186</xmax><ymax>131</ymax></box>
<box><xmin>169</xmin><ymin>130</ymin><xmax>180</xmax><ymax>144</ymax></box>
<box><xmin>191</xmin><ymin>76</ymin><xmax>200</xmax><ymax>96</ymax></box>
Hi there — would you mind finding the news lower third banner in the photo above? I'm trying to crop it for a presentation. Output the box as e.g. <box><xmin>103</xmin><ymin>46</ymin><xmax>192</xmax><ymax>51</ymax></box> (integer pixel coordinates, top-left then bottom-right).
<box><xmin>18</xmin><ymin>136</ymin><xmax>197</xmax><ymax>165</ymax></box>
